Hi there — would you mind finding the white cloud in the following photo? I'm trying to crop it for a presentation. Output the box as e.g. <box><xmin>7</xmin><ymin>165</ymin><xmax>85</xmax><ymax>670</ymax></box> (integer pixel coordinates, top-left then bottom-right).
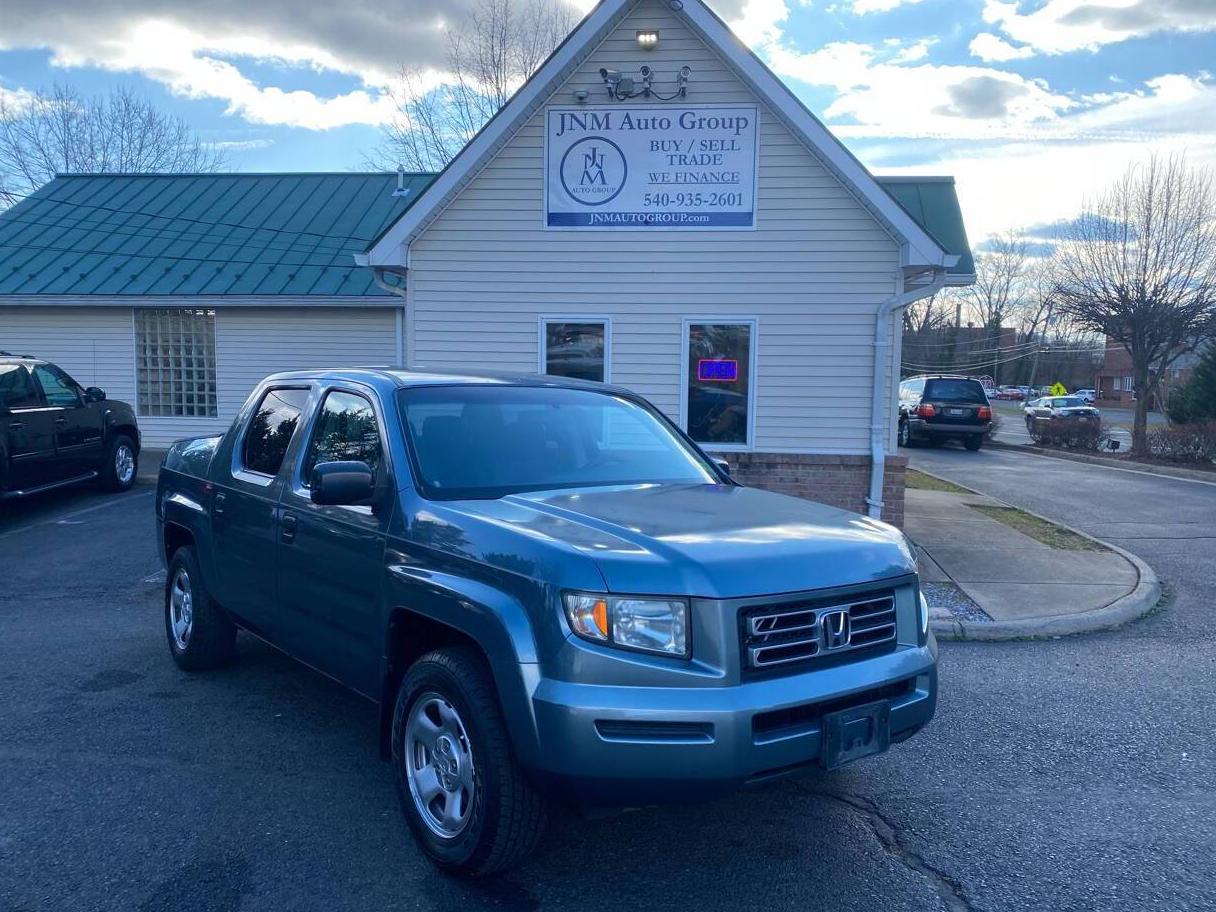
<box><xmin>878</xmin><ymin>74</ymin><xmax>1216</xmax><ymax>241</ymax></box>
<box><xmin>890</xmin><ymin>37</ymin><xmax>936</xmax><ymax>64</ymax></box>
<box><xmin>968</xmin><ymin>32</ymin><xmax>1035</xmax><ymax>62</ymax></box>
<box><xmin>982</xmin><ymin>0</ymin><xmax>1216</xmax><ymax>56</ymax></box>
<box><xmin>728</xmin><ymin>0</ymin><xmax>790</xmax><ymax>47</ymax></box>
<box><xmin>48</xmin><ymin>20</ymin><xmax>401</xmax><ymax>129</ymax></box>
<box><xmin>767</xmin><ymin>41</ymin><xmax>1076</xmax><ymax>139</ymax></box>
<box><xmin>849</xmin><ymin>0</ymin><xmax>926</xmax><ymax>14</ymax></box>
<box><xmin>0</xmin><ymin>83</ymin><xmax>37</xmax><ymax>116</ymax></box>
<box><xmin>0</xmin><ymin>0</ymin><xmax>580</xmax><ymax>130</ymax></box>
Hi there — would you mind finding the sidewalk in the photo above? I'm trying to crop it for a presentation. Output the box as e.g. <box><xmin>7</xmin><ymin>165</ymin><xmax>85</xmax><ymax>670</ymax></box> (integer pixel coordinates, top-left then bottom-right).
<box><xmin>905</xmin><ymin>476</ymin><xmax>1160</xmax><ymax>639</ymax></box>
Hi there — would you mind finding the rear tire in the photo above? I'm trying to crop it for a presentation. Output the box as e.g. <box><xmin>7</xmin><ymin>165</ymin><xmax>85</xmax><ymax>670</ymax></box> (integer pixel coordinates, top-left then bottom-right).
<box><xmin>964</xmin><ymin>434</ymin><xmax>983</xmax><ymax>451</ymax></box>
<box><xmin>392</xmin><ymin>647</ymin><xmax>548</xmax><ymax>876</ymax></box>
<box><xmin>100</xmin><ymin>434</ymin><xmax>138</xmax><ymax>491</ymax></box>
<box><xmin>897</xmin><ymin>419</ymin><xmax>910</xmax><ymax>447</ymax></box>
<box><xmin>165</xmin><ymin>546</ymin><xmax>236</xmax><ymax>671</ymax></box>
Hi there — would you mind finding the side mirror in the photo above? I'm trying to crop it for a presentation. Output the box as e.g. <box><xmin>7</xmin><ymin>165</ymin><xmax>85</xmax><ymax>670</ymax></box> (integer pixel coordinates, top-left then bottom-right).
<box><xmin>310</xmin><ymin>460</ymin><xmax>375</xmax><ymax>506</ymax></box>
<box><xmin>711</xmin><ymin>457</ymin><xmax>731</xmax><ymax>476</ymax></box>
<box><xmin>85</xmin><ymin>387</ymin><xmax>106</xmax><ymax>402</ymax></box>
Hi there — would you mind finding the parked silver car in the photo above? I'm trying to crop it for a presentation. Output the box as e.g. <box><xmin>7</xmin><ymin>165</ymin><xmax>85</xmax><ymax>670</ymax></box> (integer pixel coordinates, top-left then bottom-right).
<box><xmin>1024</xmin><ymin>396</ymin><xmax>1101</xmax><ymax>440</ymax></box>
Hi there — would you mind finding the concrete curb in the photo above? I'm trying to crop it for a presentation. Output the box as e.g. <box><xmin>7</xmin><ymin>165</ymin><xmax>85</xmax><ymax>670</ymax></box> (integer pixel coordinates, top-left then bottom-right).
<box><xmin>914</xmin><ymin>468</ymin><xmax>1163</xmax><ymax>642</ymax></box>
<box><xmin>987</xmin><ymin>440</ymin><xmax>1216</xmax><ymax>485</ymax></box>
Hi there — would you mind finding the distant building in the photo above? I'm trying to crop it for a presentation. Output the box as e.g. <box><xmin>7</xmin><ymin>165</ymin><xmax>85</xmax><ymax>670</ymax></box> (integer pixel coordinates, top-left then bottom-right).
<box><xmin>1094</xmin><ymin>338</ymin><xmax>1204</xmax><ymax>405</ymax></box>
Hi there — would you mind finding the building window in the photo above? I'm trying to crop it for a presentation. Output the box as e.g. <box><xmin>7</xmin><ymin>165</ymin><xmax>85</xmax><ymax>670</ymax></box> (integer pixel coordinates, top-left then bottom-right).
<box><xmin>242</xmin><ymin>388</ymin><xmax>310</xmax><ymax>477</ymax></box>
<box><xmin>540</xmin><ymin>319</ymin><xmax>608</xmax><ymax>382</ymax></box>
<box><xmin>135</xmin><ymin>308</ymin><xmax>218</xmax><ymax>417</ymax></box>
<box><xmin>1121</xmin><ymin>376</ymin><xmax>1134</xmax><ymax>392</ymax></box>
<box><xmin>684</xmin><ymin>320</ymin><xmax>755</xmax><ymax>447</ymax></box>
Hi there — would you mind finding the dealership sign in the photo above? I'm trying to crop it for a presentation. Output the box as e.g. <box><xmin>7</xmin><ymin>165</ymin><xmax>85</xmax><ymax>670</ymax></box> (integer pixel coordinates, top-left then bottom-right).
<box><xmin>545</xmin><ymin>105</ymin><xmax>758</xmax><ymax>229</ymax></box>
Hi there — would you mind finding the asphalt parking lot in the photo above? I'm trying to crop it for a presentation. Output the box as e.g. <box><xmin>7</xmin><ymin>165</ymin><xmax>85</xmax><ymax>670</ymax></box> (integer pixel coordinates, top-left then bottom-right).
<box><xmin>1</xmin><ymin>454</ymin><xmax>1214</xmax><ymax>912</ymax></box>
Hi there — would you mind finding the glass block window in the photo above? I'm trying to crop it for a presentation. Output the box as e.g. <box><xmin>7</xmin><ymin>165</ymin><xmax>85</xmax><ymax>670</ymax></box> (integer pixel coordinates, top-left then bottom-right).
<box><xmin>135</xmin><ymin>308</ymin><xmax>218</xmax><ymax>417</ymax></box>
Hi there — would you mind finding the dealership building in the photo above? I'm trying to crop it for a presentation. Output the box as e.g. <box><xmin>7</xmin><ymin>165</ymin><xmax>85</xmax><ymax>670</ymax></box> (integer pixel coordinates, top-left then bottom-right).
<box><xmin>0</xmin><ymin>0</ymin><xmax>972</xmax><ymax>524</ymax></box>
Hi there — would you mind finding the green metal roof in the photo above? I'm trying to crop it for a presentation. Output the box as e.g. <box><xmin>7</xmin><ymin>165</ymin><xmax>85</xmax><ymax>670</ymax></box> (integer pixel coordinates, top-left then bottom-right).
<box><xmin>0</xmin><ymin>170</ymin><xmax>971</xmax><ymax>296</ymax></box>
<box><xmin>0</xmin><ymin>172</ymin><xmax>435</xmax><ymax>296</ymax></box>
<box><xmin>876</xmin><ymin>176</ymin><xmax>974</xmax><ymax>280</ymax></box>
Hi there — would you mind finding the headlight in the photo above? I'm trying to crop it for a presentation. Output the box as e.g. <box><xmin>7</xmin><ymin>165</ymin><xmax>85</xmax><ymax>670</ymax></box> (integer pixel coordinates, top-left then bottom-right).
<box><xmin>563</xmin><ymin>592</ymin><xmax>689</xmax><ymax>657</ymax></box>
<box><xmin>918</xmin><ymin>590</ymin><xmax>930</xmax><ymax>638</ymax></box>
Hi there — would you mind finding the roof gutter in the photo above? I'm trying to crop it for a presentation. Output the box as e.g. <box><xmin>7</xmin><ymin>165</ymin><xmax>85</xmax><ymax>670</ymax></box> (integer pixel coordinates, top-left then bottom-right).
<box><xmin>867</xmin><ymin>266</ymin><xmax>947</xmax><ymax>521</ymax></box>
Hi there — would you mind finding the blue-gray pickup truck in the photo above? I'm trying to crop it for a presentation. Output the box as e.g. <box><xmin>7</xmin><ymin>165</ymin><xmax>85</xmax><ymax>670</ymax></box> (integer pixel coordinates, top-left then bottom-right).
<box><xmin>156</xmin><ymin>368</ymin><xmax>937</xmax><ymax>875</ymax></box>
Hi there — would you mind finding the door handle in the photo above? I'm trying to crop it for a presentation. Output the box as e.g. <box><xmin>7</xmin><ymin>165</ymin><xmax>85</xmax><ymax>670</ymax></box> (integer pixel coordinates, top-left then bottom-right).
<box><xmin>213</xmin><ymin>492</ymin><xmax>226</xmax><ymax>514</ymax></box>
<box><xmin>7</xmin><ymin>421</ymin><xmax>22</xmax><ymax>430</ymax></box>
<box><xmin>281</xmin><ymin>512</ymin><xmax>297</xmax><ymax>543</ymax></box>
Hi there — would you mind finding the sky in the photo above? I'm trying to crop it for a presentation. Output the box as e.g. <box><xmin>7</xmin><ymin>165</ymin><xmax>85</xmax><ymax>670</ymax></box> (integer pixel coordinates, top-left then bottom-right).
<box><xmin>2</xmin><ymin>0</ymin><xmax>1215</xmax><ymax>244</ymax></box>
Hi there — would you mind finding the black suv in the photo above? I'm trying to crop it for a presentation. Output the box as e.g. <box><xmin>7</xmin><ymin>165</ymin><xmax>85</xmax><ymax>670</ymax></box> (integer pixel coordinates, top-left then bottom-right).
<box><xmin>898</xmin><ymin>375</ymin><xmax>992</xmax><ymax>451</ymax></box>
<box><xmin>0</xmin><ymin>353</ymin><xmax>141</xmax><ymax>499</ymax></box>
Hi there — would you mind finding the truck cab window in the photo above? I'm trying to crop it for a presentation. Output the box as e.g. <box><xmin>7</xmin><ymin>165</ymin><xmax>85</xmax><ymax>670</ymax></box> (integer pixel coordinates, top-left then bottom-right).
<box><xmin>242</xmin><ymin>388</ymin><xmax>310</xmax><ymax>476</ymax></box>
<box><xmin>302</xmin><ymin>390</ymin><xmax>382</xmax><ymax>482</ymax></box>
<box><xmin>33</xmin><ymin>363</ymin><xmax>81</xmax><ymax>407</ymax></box>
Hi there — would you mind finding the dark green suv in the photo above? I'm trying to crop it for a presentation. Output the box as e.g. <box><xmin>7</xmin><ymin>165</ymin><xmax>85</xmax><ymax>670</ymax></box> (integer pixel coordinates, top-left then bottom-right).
<box><xmin>898</xmin><ymin>375</ymin><xmax>993</xmax><ymax>451</ymax></box>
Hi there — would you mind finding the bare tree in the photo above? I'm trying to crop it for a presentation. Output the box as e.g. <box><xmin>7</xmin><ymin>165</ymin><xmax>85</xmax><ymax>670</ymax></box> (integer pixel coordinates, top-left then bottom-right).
<box><xmin>964</xmin><ymin>231</ymin><xmax>1032</xmax><ymax>329</ymax></box>
<box><xmin>370</xmin><ymin>0</ymin><xmax>576</xmax><ymax>172</ymax></box>
<box><xmin>0</xmin><ymin>84</ymin><xmax>225</xmax><ymax>205</ymax></box>
<box><xmin>1054</xmin><ymin>154</ymin><xmax>1216</xmax><ymax>454</ymax></box>
<box><xmin>959</xmin><ymin>230</ymin><xmax>1032</xmax><ymax>383</ymax></box>
<box><xmin>903</xmin><ymin>289</ymin><xmax>954</xmax><ymax>334</ymax></box>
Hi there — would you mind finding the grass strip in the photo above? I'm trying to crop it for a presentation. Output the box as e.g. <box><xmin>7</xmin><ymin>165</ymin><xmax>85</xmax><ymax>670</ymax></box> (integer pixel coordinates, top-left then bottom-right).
<box><xmin>968</xmin><ymin>504</ymin><xmax>1106</xmax><ymax>551</ymax></box>
<box><xmin>905</xmin><ymin>470</ymin><xmax>971</xmax><ymax>494</ymax></box>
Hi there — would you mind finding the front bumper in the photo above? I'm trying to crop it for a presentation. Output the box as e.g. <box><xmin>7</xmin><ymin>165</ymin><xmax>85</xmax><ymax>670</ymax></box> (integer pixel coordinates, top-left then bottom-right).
<box><xmin>528</xmin><ymin>639</ymin><xmax>937</xmax><ymax>805</ymax></box>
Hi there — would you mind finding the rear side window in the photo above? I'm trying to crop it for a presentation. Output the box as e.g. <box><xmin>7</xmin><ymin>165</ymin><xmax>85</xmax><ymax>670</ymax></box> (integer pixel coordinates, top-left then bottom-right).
<box><xmin>0</xmin><ymin>364</ymin><xmax>42</xmax><ymax>410</ymax></box>
<box><xmin>242</xmin><ymin>388</ymin><xmax>310</xmax><ymax>476</ymax></box>
<box><xmin>924</xmin><ymin>379</ymin><xmax>987</xmax><ymax>403</ymax></box>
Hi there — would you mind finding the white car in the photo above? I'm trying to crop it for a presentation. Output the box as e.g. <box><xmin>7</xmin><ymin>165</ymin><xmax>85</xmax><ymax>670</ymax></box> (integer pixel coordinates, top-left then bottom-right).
<box><xmin>1074</xmin><ymin>389</ymin><xmax>1096</xmax><ymax>403</ymax></box>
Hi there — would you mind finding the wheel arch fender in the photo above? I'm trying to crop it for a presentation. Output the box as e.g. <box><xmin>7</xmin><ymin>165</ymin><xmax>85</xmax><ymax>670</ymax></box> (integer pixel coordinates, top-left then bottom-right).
<box><xmin>379</xmin><ymin>566</ymin><xmax>543</xmax><ymax>768</ymax></box>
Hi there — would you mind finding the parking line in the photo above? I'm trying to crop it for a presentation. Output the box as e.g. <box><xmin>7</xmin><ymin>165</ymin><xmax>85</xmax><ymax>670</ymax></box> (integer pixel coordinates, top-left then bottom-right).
<box><xmin>0</xmin><ymin>490</ymin><xmax>154</xmax><ymax>541</ymax></box>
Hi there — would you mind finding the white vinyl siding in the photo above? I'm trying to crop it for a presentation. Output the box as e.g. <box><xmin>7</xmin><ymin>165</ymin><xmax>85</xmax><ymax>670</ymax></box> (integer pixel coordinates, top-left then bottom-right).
<box><xmin>406</xmin><ymin>0</ymin><xmax>901</xmax><ymax>454</ymax></box>
<box><xmin>1</xmin><ymin>305</ymin><xmax>397</xmax><ymax>448</ymax></box>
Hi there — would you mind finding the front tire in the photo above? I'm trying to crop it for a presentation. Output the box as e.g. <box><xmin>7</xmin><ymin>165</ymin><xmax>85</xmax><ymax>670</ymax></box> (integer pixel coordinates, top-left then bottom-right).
<box><xmin>165</xmin><ymin>546</ymin><xmax>236</xmax><ymax>671</ymax></box>
<box><xmin>392</xmin><ymin>648</ymin><xmax>548</xmax><ymax>876</ymax></box>
<box><xmin>100</xmin><ymin>434</ymin><xmax>138</xmax><ymax>491</ymax></box>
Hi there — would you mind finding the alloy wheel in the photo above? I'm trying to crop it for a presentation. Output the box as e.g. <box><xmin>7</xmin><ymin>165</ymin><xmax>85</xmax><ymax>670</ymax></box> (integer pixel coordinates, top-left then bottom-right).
<box><xmin>405</xmin><ymin>693</ymin><xmax>475</xmax><ymax>838</ymax></box>
<box><xmin>115</xmin><ymin>444</ymin><xmax>135</xmax><ymax>485</ymax></box>
<box><xmin>169</xmin><ymin>568</ymin><xmax>193</xmax><ymax>650</ymax></box>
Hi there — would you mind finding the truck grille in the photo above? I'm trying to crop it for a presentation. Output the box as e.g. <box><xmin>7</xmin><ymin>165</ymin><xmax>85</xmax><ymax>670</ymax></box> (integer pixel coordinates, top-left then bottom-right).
<box><xmin>742</xmin><ymin>591</ymin><xmax>898</xmax><ymax>670</ymax></box>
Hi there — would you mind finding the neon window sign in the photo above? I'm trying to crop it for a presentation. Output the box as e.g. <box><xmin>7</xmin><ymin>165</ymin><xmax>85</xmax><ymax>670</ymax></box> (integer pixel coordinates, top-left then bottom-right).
<box><xmin>697</xmin><ymin>359</ymin><xmax>738</xmax><ymax>382</ymax></box>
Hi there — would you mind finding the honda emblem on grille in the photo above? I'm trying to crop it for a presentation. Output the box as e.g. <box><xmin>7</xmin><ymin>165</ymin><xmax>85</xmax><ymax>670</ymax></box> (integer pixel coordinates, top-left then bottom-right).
<box><xmin>821</xmin><ymin>609</ymin><xmax>851</xmax><ymax>650</ymax></box>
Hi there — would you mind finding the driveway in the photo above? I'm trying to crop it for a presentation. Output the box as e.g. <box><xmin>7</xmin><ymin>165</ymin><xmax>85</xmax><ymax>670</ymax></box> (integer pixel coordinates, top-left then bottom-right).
<box><xmin>1</xmin><ymin>464</ymin><xmax>1214</xmax><ymax>912</ymax></box>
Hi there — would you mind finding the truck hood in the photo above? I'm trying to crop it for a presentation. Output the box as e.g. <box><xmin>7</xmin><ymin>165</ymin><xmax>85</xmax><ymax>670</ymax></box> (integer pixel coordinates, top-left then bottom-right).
<box><xmin>469</xmin><ymin>483</ymin><xmax>915</xmax><ymax>599</ymax></box>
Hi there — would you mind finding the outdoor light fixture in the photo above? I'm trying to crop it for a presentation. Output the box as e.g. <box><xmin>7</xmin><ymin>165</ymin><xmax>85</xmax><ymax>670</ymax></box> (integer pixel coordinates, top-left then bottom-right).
<box><xmin>636</xmin><ymin>29</ymin><xmax>660</xmax><ymax>49</ymax></box>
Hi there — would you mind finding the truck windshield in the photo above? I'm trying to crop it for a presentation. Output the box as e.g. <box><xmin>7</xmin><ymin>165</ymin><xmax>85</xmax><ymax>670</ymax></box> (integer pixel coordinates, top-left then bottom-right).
<box><xmin>398</xmin><ymin>385</ymin><xmax>718</xmax><ymax>499</ymax></box>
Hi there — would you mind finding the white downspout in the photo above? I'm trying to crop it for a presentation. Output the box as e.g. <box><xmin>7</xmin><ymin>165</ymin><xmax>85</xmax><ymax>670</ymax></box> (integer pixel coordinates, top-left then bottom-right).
<box><xmin>867</xmin><ymin>267</ymin><xmax>948</xmax><ymax>520</ymax></box>
<box><xmin>370</xmin><ymin>266</ymin><xmax>408</xmax><ymax>368</ymax></box>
